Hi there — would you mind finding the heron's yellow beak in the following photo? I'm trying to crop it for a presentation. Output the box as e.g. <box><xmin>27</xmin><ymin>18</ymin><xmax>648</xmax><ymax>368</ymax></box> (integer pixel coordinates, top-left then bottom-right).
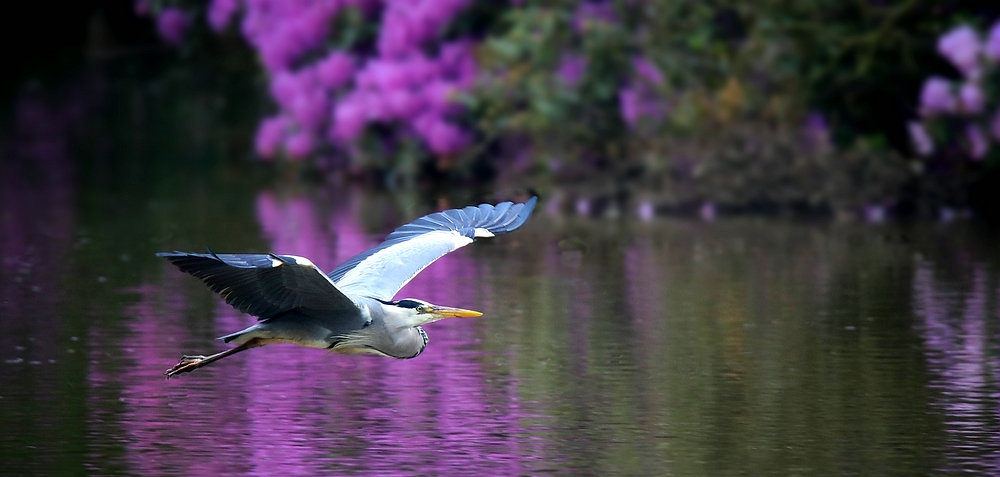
<box><xmin>431</xmin><ymin>306</ymin><xmax>483</xmax><ymax>318</ymax></box>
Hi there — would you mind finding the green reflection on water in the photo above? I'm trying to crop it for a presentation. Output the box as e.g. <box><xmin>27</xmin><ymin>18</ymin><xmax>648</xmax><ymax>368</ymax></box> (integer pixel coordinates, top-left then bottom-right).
<box><xmin>508</xmin><ymin>221</ymin><xmax>960</xmax><ymax>475</ymax></box>
<box><xmin>478</xmin><ymin>220</ymin><xmax>960</xmax><ymax>476</ymax></box>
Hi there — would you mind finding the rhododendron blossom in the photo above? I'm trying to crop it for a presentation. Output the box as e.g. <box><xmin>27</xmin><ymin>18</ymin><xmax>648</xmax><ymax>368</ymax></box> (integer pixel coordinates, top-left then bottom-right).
<box><xmin>938</xmin><ymin>25</ymin><xmax>982</xmax><ymax>79</ymax></box>
<box><xmin>911</xmin><ymin>22</ymin><xmax>1000</xmax><ymax>161</ymax></box>
<box><xmin>919</xmin><ymin>77</ymin><xmax>955</xmax><ymax>117</ymax></box>
<box><xmin>156</xmin><ymin>8</ymin><xmax>189</xmax><ymax>46</ymax></box>
<box><xmin>958</xmin><ymin>82</ymin><xmax>984</xmax><ymax>115</ymax></box>
<box><xmin>181</xmin><ymin>0</ymin><xmax>480</xmax><ymax>160</ymax></box>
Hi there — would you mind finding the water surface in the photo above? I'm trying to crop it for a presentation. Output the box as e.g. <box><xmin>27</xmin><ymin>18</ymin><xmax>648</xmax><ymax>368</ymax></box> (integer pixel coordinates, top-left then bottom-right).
<box><xmin>4</xmin><ymin>64</ymin><xmax>1000</xmax><ymax>476</ymax></box>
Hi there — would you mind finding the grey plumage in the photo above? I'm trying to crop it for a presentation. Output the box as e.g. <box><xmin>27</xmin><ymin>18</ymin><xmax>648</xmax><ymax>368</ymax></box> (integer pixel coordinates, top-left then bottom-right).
<box><xmin>158</xmin><ymin>196</ymin><xmax>536</xmax><ymax>377</ymax></box>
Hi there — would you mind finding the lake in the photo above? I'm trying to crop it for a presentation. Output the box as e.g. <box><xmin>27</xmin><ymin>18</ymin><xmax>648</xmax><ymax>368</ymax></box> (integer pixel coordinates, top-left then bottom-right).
<box><xmin>4</xmin><ymin>64</ymin><xmax>1000</xmax><ymax>476</ymax></box>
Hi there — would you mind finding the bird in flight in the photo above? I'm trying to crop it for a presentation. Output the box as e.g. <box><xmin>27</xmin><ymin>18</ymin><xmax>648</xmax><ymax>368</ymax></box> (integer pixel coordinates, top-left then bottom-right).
<box><xmin>158</xmin><ymin>197</ymin><xmax>537</xmax><ymax>378</ymax></box>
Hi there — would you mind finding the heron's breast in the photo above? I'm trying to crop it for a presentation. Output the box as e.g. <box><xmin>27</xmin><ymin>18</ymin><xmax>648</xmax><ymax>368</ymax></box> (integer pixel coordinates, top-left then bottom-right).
<box><xmin>329</xmin><ymin>344</ymin><xmax>393</xmax><ymax>358</ymax></box>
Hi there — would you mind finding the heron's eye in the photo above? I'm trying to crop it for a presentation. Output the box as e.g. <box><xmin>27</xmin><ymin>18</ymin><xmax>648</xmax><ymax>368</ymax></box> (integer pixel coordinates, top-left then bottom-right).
<box><xmin>416</xmin><ymin>305</ymin><xmax>430</xmax><ymax>313</ymax></box>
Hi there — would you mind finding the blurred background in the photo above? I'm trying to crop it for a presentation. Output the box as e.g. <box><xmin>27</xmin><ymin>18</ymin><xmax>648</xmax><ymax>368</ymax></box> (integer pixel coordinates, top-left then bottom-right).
<box><xmin>7</xmin><ymin>1</ymin><xmax>1000</xmax><ymax>475</ymax></box>
<box><xmin>6</xmin><ymin>0</ymin><xmax>1000</xmax><ymax>218</ymax></box>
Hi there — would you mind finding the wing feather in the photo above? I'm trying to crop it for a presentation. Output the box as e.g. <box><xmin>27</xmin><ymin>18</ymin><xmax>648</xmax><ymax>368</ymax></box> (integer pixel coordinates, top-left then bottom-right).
<box><xmin>329</xmin><ymin>197</ymin><xmax>537</xmax><ymax>301</ymax></box>
<box><xmin>157</xmin><ymin>252</ymin><xmax>363</xmax><ymax>330</ymax></box>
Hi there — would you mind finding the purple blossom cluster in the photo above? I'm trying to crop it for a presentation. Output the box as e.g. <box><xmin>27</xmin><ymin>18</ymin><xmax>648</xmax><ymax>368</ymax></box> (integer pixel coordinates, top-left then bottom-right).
<box><xmin>556</xmin><ymin>53</ymin><xmax>587</xmax><ymax>87</ymax></box>
<box><xmin>572</xmin><ymin>0</ymin><xmax>616</xmax><ymax>33</ymax></box>
<box><xmin>156</xmin><ymin>8</ymin><xmax>190</xmax><ymax>46</ymax></box>
<box><xmin>558</xmin><ymin>2</ymin><xmax>670</xmax><ymax>128</ymax></box>
<box><xmin>154</xmin><ymin>0</ymin><xmax>477</xmax><ymax>160</ymax></box>
<box><xmin>910</xmin><ymin>21</ymin><xmax>1000</xmax><ymax>160</ymax></box>
<box><xmin>619</xmin><ymin>57</ymin><xmax>667</xmax><ymax>127</ymax></box>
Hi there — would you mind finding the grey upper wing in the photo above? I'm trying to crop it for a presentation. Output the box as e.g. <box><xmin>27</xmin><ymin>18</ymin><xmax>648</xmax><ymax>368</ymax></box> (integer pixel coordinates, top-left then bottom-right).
<box><xmin>329</xmin><ymin>197</ymin><xmax>537</xmax><ymax>301</ymax></box>
<box><xmin>158</xmin><ymin>252</ymin><xmax>362</xmax><ymax>327</ymax></box>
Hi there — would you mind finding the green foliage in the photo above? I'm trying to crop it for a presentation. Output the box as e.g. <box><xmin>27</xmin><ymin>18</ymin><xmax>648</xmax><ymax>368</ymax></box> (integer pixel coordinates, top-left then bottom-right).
<box><xmin>708</xmin><ymin>131</ymin><xmax>909</xmax><ymax>212</ymax></box>
<box><xmin>474</xmin><ymin>2</ymin><xmax>631</xmax><ymax>155</ymax></box>
<box><xmin>473</xmin><ymin>0</ymin><xmax>997</xmax><ymax>214</ymax></box>
<box><xmin>145</xmin><ymin>0</ymin><xmax>999</xmax><ymax>213</ymax></box>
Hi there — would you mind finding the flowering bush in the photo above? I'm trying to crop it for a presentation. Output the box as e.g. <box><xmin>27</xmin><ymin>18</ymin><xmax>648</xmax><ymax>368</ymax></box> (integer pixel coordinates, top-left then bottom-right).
<box><xmin>137</xmin><ymin>0</ymin><xmax>1000</xmax><ymax>215</ymax></box>
<box><xmin>909</xmin><ymin>22</ymin><xmax>1000</xmax><ymax>162</ymax></box>
<box><xmin>144</xmin><ymin>0</ymin><xmax>485</xmax><ymax>170</ymax></box>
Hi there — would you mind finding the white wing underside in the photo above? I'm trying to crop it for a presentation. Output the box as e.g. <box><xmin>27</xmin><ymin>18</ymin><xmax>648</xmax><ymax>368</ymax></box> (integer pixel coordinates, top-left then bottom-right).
<box><xmin>335</xmin><ymin>230</ymin><xmax>474</xmax><ymax>301</ymax></box>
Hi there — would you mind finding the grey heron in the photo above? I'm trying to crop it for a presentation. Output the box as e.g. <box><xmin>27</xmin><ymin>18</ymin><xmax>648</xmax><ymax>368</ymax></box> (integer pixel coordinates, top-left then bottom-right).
<box><xmin>158</xmin><ymin>196</ymin><xmax>536</xmax><ymax>378</ymax></box>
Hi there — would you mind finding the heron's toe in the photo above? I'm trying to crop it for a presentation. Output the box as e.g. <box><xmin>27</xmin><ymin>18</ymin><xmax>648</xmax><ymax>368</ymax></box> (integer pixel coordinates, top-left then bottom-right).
<box><xmin>165</xmin><ymin>355</ymin><xmax>206</xmax><ymax>378</ymax></box>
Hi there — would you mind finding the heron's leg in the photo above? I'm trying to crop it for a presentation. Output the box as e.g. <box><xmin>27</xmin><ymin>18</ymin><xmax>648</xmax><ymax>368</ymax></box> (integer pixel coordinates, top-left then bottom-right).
<box><xmin>165</xmin><ymin>338</ymin><xmax>264</xmax><ymax>378</ymax></box>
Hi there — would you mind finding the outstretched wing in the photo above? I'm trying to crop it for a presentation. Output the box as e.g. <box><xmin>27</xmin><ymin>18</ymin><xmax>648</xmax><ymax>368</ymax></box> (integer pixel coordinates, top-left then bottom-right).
<box><xmin>157</xmin><ymin>252</ymin><xmax>361</xmax><ymax>326</ymax></box>
<box><xmin>330</xmin><ymin>197</ymin><xmax>537</xmax><ymax>301</ymax></box>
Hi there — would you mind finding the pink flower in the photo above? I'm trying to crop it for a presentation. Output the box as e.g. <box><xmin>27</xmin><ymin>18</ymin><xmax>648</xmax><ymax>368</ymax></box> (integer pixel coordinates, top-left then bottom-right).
<box><xmin>958</xmin><ymin>82</ymin><xmax>984</xmax><ymax>115</ymax></box>
<box><xmin>619</xmin><ymin>87</ymin><xmax>639</xmax><ymax>126</ymax></box>
<box><xmin>252</xmin><ymin>3</ymin><xmax>340</xmax><ymax>72</ymax></box>
<box><xmin>803</xmin><ymin>112</ymin><xmax>831</xmax><ymax>152</ymax></box>
<box><xmin>292</xmin><ymin>8</ymin><xmax>333</xmax><ymax>52</ymax></box>
<box><xmin>619</xmin><ymin>86</ymin><xmax>665</xmax><ymax>127</ymax></box>
<box><xmin>269</xmin><ymin>69</ymin><xmax>320</xmax><ymax>109</ymax></box>
<box><xmin>331</xmin><ymin>95</ymin><xmax>367</xmax><ymax>141</ymax></box>
<box><xmin>440</xmin><ymin>42</ymin><xmax>473</xmax><ymax>70</ymax></box>
<box><xmin>258</xmin><ymin>36</ymin><xmax>294</xmax><ymax>72</ymax></box>
<box><xmin>423</xmin><ymin>81</ymin><xmax>459</xmax><ymax>114</ymax></box>
<box><xmin>413</xmin><ymin>113</ymin><xmax>469</xmax><ymax>154</ymax></box>
<box><xmin>414</xmin><ymin>55</ymin><xmax>446</xmax><ymax>84</ymax></box>
<box><xmin>358</xmin><ymin>60</ymin><xmax>410</xmax><ymax>91</ymax></box>
<box><xmin>134</xmin><ymin>0</ymin><xmax>151</xmax><ymax>17</ymax></box>
<box><xmin>156</xmin><ymin>8</ymin><xmax>189</xmax><ymax>46</ymax></box>
<box><xmin>255</xmin><ymin>116</ymin><xmax>290</xmax><ymax>159</ymax></box>
<box><xmin>573</xmin><ymin>1</ymin><xmax>616</xmax><ymax>33</ymax></box>
<box><xmin>269</xmin><ymin>71</ymin><xmax>300</xmax><ymax>108</ymax></box>
<box><xmin>632</xmin><ymin>56</ymin><xmax>664</xmax><ymax>85</ymax></box>
<box><xmin>966</xmin><ymin>124</ymin><xmax>988</xmax><ymax>160</ymax></box>
<box><xmin>285</xmin><ymin>131</ymin><xmax>314</xmax><ymax>159</ymax></box>
<box><xmin>985</xmin><ymin>20</ymin><xmax>1000</xmax><ymax>60</ymax></box>
<box><xmin>919</xmin><ymin>77</ymin><xmax>955</xmax><ymax>117</ymax></box>
<box><xmin>385</xmin><ymin>90</ymin><xmax>425</xmax><ymax>121</ymax></box>
<box><xmin>439</xmin><ymin>41</ymin><xmax>476</xmax><ymax>84</ymax></box>
<box><xmin>207</xmin><ymin>0</ymin><xmax>239</xmax><ymax>32</ymax></box>
<box><xmin>556</xmin><ymin>54</ymin><xmax>587</xmax><ymax>87</ymax></box>
<box><xmin>907</xmin><ymin>121</ymin><xmax>934</xmax><ymax>156</ymax></box>
<box><xmin>938</xmin><ymin>25</ymin><xmax>982</xmax><ymax>79</ymax></box>
<box><xmin>290</xmin><ymin>90</ymin><xmax>330</xmax><ymax>131</ymax></box>
<box><xmin>316</xmin><ymin>51</ymin><xmax>355</xmax><ymax>89</ymax></box>
<box><xmin>377</xmin><ymin>0</ymin><xmax>471</xmax><ymax>58</ymax></box>
<box><xmin>206</xmin><ymin>0</ymin><xmax>482</xmax><ymax>160</ymax></box>
<box><xmin>361</xmin><ymin>91</ymin><xmax>391</xmax><ymax>122</ymax></box>
<box><xmin>344</xmin><ymin>0</ymin><xmax>380</xmax><ymax>14</ymax></box>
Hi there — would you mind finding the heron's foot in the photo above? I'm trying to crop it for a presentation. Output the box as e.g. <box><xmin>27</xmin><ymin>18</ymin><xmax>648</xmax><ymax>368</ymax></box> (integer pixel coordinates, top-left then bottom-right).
<box><xmin>165</xmin><ymin>355</ymin><xmax>207</xmax><ymax>378</ymax></box>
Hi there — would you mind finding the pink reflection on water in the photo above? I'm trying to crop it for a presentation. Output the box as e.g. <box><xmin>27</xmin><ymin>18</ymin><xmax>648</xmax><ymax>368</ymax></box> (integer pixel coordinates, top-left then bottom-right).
<box><xmin>0</xmin><ymin>89</ymin><xmax>81</xmax><ymax>472</ymax></box>
<box><xmin>915</xmin><ymin>261</ymin><xmax>1000</xmax><ymax>473</ymax></box>
<box><xmin>110</xmin><ymin>191</ymin><xmax>526</xmax><ymax>475</ymax></box>
<box><xmin>624</xmin><ymin>238</ymin><xmax>666</xmax><ymax>374</ymax></box>
<box><xmin>253</xmin><ymin>191</ymin><xmax>523</xmax><ymax>474</ymax></box>
<box><xmin>106</xmin><ymin>269</ymin><xmax>252</xmax><ymax>475</ymax></box>
<box><xmin>0</xmin><ymin>92</ymin><xmax>78</xmax><ymax>365</ymax></box>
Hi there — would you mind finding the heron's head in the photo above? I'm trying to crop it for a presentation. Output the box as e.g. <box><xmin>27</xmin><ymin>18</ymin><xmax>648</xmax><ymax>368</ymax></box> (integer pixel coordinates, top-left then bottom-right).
<box><xmin>383</xmin><ymin>298</ymin><xmax>483</xmax><ymax>328</ymax></box>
